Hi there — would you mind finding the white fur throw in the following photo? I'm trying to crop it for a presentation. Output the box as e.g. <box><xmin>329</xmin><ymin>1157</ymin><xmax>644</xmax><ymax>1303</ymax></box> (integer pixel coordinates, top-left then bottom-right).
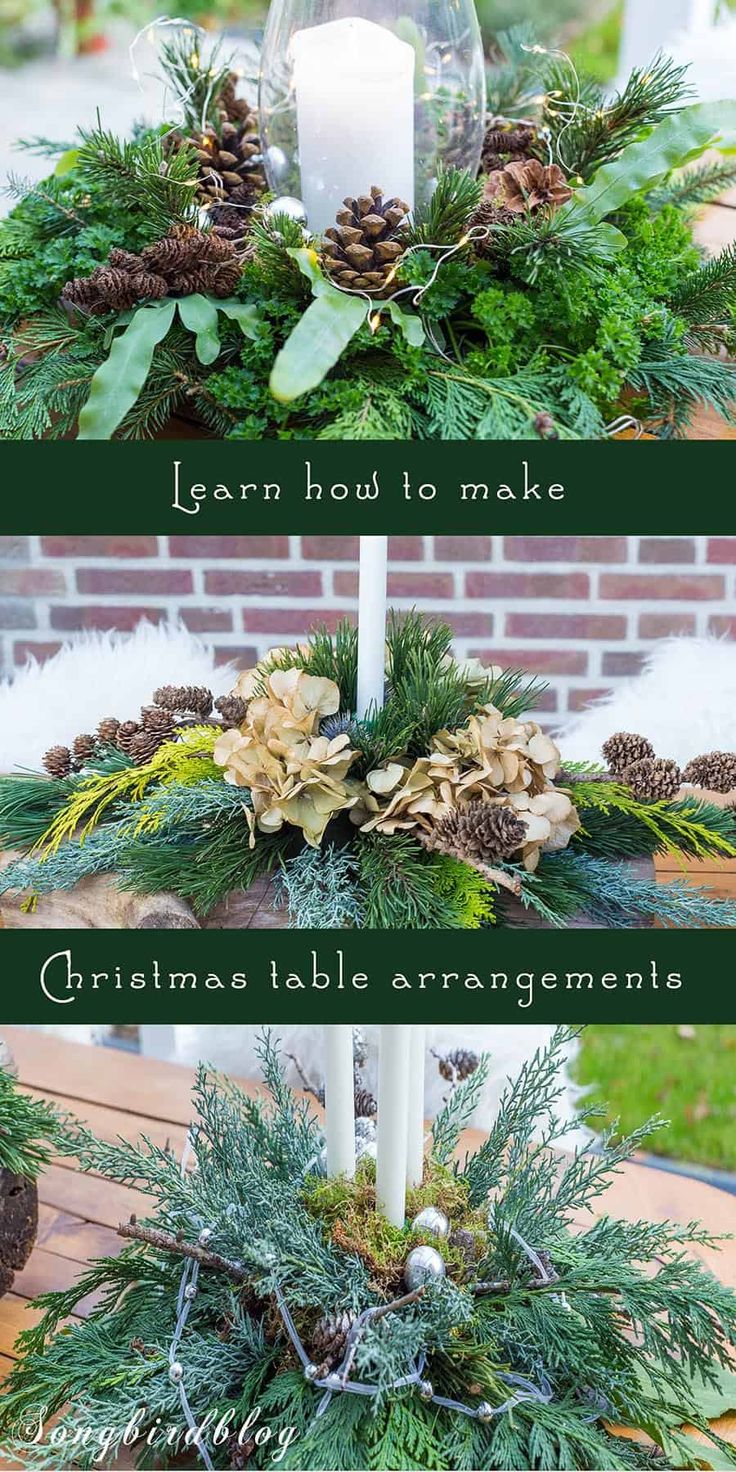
<box><xmin>556</xmin><ymin>637</ymin><xmax>736</xmax><ymax>768</ymax></box>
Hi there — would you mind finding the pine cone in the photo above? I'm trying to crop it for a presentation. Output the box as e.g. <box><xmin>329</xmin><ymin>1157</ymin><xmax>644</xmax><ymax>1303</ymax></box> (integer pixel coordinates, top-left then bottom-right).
<box><xmin>625</xmin><ymin>757</ymin><xmax>682</xmax><ymax>802</ymax></box>
<box><xmin>436</xmin><ymin>802</ymin><xmax>527</xmax><ymax>863</ymax></box>
<box><xmin>321</xmin><ymin>187</ymin><xmax>409</xmax><ymax>296</ymax></box>
<box><xmin>448</xmin><ymin>1226</ymin><xmax>482</xmax><ymax>1266</ymax></box>
<box><xmin>43</xmin><ymin>745</ymin><xmax>72</xmax><ymax>779</ymax></box>
<box><xmin>61</xmin><ymin>265</ymin><xmax>167</xmax><ymax>315</ymax></box>
<box><xmin>310</xmin><ymin>1309</ymin><xmax>358</xmax><ymax>1368</ymax></box>
<box><xmin>72</xmin><ymin>733</ymin><xmax>97</xmax><ymax>765</ymax></box>
<box><xmin>484</xmin><ymin>159</ymin><xmax>572</xmax><ymax>215</ymax></box>
<box><xmin>191</xmin><ymin>115</ymin><xmax>265</xmax><ymax>234</ymax></box>
<box><xmin>601</xmin><ymin>731</ymin><xmax>656</xmax><ymax>777</ymax></box>
<box><xmin>354</xmin><ymin>1086</ymin><xmax>377</xmax><ymax>1118</ymax></box>
<box><xmin>141</xmin><ymin>227</ymin><xmax>242</xmax><ymax>299</ymax></box>
<box><xmin>97</xmin><ymin>717</ymin><xmax>121</xmax><ymax>745</ymax></box>
<box><xmin>127</xmin><ymin>729</ymin><xmax>166</xmax><ymax>767</ymax></box>
<box><xmin>481</xmin><ymin>120</ymin><xmax>537</xmax><ymax>175</ymax></box>
<box><xmin>140</xmin><ymin>706</ymin><xmax>175</xmax><ymax>740</ymax></box>
<box><xmin>154</xmin><ymin>684</ymin><xmax>213</xmax><ymax>717</ymax></box>
<box><xmin>215</xmin><ymin>694</ymin><xmax>249</xmax><ymax>727</ymax></box>
<box><xmin>534</xmin><ymin>412</ymin><xmax>559</xmax><ymax>440</ymax></box>
<box><xmin>116</xmin><ymin>720</ymin><xmax>142</xmax><ymax>756</ymax></box>
<box><xmin>682</xmin><ymin>751</ymin><xmax>736</xmax><ymax>794</ymax></box>
<box><xmin>218</xmin><ymin>73</ymin><xmax>254</xmax><ymax>127</ymax></box>
<box><xmin>437</xmin><ymin>1048</ymin><xmax>479</xmax><ymax>1083</ymax></box>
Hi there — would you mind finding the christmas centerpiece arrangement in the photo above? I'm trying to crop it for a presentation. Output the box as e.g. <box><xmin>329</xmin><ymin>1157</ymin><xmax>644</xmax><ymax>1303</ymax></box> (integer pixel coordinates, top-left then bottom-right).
<box><xmin>2</xmin><ymin>1028</ymin><xmax>736</xmax><ymax>1470</ymax></box>
<box><xmin>1</xmin><ymin>19</ymin><xmax>736</xmax><ymax>440</ymax></box>
<box><xmin>1</xmin><ymin>603</ymin><xmax>735</xmax><ymax>929</ymax></box>
<box><xmin>0</xmin><ymin>1058</ymin><xmax>60</xmax><ymax>1299</ymax></box>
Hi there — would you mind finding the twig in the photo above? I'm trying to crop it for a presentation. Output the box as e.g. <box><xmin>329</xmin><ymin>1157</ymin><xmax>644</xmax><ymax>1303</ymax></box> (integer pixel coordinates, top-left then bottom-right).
<box><xmin>415</xmin><ymin>829</ymin><xmax>522</xmax><ymax>895</ymax></box>
<box><xmin>118</xmin><ymin>1219</ymin><xmax>246</xmax><ymax>1281</ymax></box>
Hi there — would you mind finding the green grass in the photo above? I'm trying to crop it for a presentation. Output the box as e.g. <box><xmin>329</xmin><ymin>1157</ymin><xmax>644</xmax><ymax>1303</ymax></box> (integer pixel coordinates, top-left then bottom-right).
<box><xmin>574</xmin><ymin>1025</ymin><xmax>736</xmax><ymax>1174</ymax></box>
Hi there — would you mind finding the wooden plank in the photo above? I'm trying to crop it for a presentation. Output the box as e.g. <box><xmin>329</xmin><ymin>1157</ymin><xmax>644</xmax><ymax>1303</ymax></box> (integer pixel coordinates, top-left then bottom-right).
<box><xmin>1</xmin><ymin>1027</ymin><xmax>259</xmax><ymax>1125</ymax></box>
<box><xmin>35</xmin><ymin>1202</ymin><xmax>121</xmax><ymax>1263</ymax></box>
<box><xmin>21</xmin><ymin>1086</ymin><xmax>191</xmax><ymax>1159</ymax></box>
<box><xmin>36</xmin><ymin>1161</ymin><xmax>145</xmax><ymax>1231</ymax></box>
<box><xmin>12</xmin><ymin>1247</ymin><xmax>104</xmax><ymax>1317</ymax></box>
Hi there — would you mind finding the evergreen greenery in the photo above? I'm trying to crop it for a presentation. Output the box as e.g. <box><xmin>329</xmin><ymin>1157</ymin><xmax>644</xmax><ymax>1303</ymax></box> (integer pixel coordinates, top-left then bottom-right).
<box><xmin>2</xmin><ymin>1030</ymin><xmax>736</xmax><ymax>1470</ymax></box>
<box><xmin>2</xmin><ymin>34</ymin><xmax>735</xmax><ymax>440</ymax></box>
<box><xmin>0</xmin><ymin>1065</ymin><xmax>62</xmax><ymax>1180</ymax></box>
<box><xmin>0</xmin><ymin>615</ymin><xmax>734</xmax><ymax>930</ymax></box>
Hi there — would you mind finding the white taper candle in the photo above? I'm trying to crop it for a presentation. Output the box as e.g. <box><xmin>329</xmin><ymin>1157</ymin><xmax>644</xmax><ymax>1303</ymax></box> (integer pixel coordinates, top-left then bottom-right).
<box><xmin>356</xmin><ymin>535</ymin><xmax>388</xmax><ymax>719</ymax></box>
<box><xmin>406</xmin><ymin>1026</ymin><xmax>426</xmax><ymax>1189</ymax></box>
<box><xmin>323</xmin><ymin>1026</ymin><xmax>356</xmax><ymax>1178</ymax></box>
<box><xmin>376</xmin><ymin>1025</ymin><xmax>411</xmax><ymax>1225</ymax></box>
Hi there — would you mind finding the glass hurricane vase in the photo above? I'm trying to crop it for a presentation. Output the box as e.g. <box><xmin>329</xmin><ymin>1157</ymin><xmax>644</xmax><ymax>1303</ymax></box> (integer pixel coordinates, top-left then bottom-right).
<box><xmin>258</xmin><ymin>0</ymin><xmax>486</xmax><ymax>235</ymax></box>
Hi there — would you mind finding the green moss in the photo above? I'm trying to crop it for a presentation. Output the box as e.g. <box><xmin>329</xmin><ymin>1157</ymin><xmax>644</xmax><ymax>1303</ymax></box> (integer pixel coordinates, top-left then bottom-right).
<box><xmin>302</xmin><ymin>1159</ymin><xmax>488</xmax><ymax>1296</ymax></box>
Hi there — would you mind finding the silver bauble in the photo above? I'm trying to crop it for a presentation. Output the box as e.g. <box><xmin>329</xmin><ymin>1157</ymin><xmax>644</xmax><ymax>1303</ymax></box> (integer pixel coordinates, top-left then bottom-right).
<box><xmin>264</xmin><ymin>195</ymin><xmax>307</xmax><ymax>224</ymax></box>
<box><xmin>477</xmin><ymin>1401</ymin><xmax>494</xmax><ymax>1424</ymax></box>
<box><xmin>411</xmin><ymin>1206</ymin><xmax>450</xmax><ymax>1239</ymax></box>
<box><xmin>404</xmin><ymin>1245</ymin><xmax>446</xmax><ymax>1291</ymax></box>
<box><xmin>355</xmin><ymin>1116</ymin><xmax>376</xmax><ymax>1142</ymax></box>
<box><xmin>263</xmin><ymin>144</ymin><xmax>289</xmax><ymax>183</ymax></box>
<box><xmin>316</xmin><ymin>1145</ymin><xmax>329</xmax><ymax>1175</ymax></box>
<box><xmin>356</xmin><ymin>1137</ymin><xmax>377</xmax><ymax>1162</ymax></box>
<box><xmin>169</xmin><ymin>1361</ymin><xmax>184</xmax><ymax>1383</ymax></box>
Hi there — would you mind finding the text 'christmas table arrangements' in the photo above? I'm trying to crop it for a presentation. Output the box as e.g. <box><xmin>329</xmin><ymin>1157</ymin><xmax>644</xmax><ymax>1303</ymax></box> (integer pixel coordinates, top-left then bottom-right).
<box><xmin>1</xmin><ymin>604</ymin><xmax>736</xmax><ymax>930</ymax></box>
<box><xmin>3</xmin><ymin>1028</ymin><xmax>736</xmax><ymax>1470</ymax></box>
<box><xmin>1</xmin><ymin>23</ymin><xmax>736</xmax><ymax>440</ymax></box>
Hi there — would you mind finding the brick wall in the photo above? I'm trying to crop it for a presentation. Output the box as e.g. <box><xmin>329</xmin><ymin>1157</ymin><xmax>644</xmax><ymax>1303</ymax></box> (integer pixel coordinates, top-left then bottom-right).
<box><xmin>1</xmin><ymin>534</ymin><xmax>734</xmax><ymax>719</ymax></box>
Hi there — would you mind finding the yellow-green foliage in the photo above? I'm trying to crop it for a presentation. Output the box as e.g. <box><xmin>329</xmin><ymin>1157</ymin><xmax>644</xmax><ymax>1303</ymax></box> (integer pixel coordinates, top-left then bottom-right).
<box><xmin>575</xmin><ymin>779</ymin><xmax>736</xmax><ymax>861</ymax></box>
<box><xmin>33</xmin><ymin>727</ymin><xmax>220</xmax><ymax>855</ymax></box>
<box><xmin>303</xmin><ymin>1160</ymin><xmax>487</xmax><ymax>1295</ymax></box>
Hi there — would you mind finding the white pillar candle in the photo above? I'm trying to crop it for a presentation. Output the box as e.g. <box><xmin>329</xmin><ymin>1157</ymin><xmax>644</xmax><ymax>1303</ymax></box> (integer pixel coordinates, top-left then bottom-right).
<box><xmin>406</xmin><ymin>1026</ymin><xmax>425</xmax><ymax>1189</ymax></box>
<box><xmin>376</xmin><ymin>1025</ymin><xmax>411</xmax><ymax>1226</ymax></box>
<box><xmin>292</xmin><ymin>16</ymin><xmax>415</xmax><ymax>235</ymax></box>
<box><xmin>323</xmin><ymin>1026</ymin><xmax>356</xmax><ymax>1178</ymax></box>
<box><xmin>356</xmin><ymin>535</ymin><xmax>388</xmax><ymax>718</ymax></box>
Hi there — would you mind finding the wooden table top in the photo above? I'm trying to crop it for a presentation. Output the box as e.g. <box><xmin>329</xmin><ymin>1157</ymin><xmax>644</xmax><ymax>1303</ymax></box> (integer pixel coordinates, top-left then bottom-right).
<box><xmin>1</xmin><ymin>1028</ymin><xmax>735</xmax><ymax>1466</ymax></box>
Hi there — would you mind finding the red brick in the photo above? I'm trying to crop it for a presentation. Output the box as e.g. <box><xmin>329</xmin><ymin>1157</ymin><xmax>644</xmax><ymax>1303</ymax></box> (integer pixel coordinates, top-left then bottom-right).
<box><xmin>468</xmin><ymin>647</ymin><xmax>588</xmax><ymax>675</ymax></box>
<box><xmin>466</xmin><ymin>572</ymin><xmax>589</xmax><ymax>599</ymax></box>
<box><xmin>434</xmin><ymin>537</ymin><xmax>492</xmax><ymax>561</ymax></box>
<box><xmin>445</xmin><ymin>612</ymin><xmax>494</xmax><ymax>637</ymax></box>
<box><xmin>168</xmin><ymin>536</ymin><xmax>289</xmax><ymax>558</ymax></box>
<box><xmin>213</xmin><ymin>645</ymin><xmax>259</xmax><ymax>668</ymax></box>
<box><xmin>179</xmin><ymin>607</ymin><xmax>233</xmax><ymax>633</ymax></box>
<box><xmin>639</xmin><ymin>538</ymin><xmax>695</xmax><ymax>563</ymax></box>
<box><xmin>0</xmin><ymin>568</ymin><xmax>66</xmax><ymax>595</ymax></box>
<box><xmin>301</xmin><ymin>536</ymin><xmax>422</xmax><ymax>560</ymax></box>
<box><xmin>41</xmin><ymin>536</ymin><xmax>158</xmax><ymax>558</ymax></box>
<box><xmin>600</xmin><ymin>573</ymin><xmax>724</xmax><ymax>600</ymax></box>
<box><xmin>601</xmin><ymin>651</ymin><xmax>646</xmax><ymax>677</ymax></box>
<box><xmin>639</xmin><ymin>613</ymin><xmax>697</xmax><ymax>638</ymax></box>
<box><xmin>76</xmin><ymin>568</ymin><xmax>193</xmax><ymax>595</ymax></box>
<box><xmin>708</xmin><ymin>616</ymin><xmax>736</xmax><ymax>638</ymax></box>
<box><xmin>707</xmin><ymin>539</ymin><xmax>736</xmax><ymax>564</ymax></box>
<box><xmin>204</xmin><ymin>570</ymin><xmax>322</xmax><ymax>597</ymax></box>
<box><xmin>242</xmin><ymin>608</ymin><xmax>355</xmax><ymax>634</ymax></box>
<box><xmin>0</xmin><ymin>602</ymin><xmax>36</xmax><ymax>628</ymax></box>
<box><xmin>567</xmin><ymin>688</ymin><xmax>608</xmax><ymax>712</ymax></box>
<box><xmin>334</xmin><ymin>571</ymin><xmax>455</xmax><ymax>599</ymax></box>
<box><xmin>506</xmin><ymin>613</ymin><xmax>626</xmax><ymax>640</ymax></box>
<box><xmin>0</xmin><ymin>537</ymin><xmax>30</xmax><ymax>562</ymax></box>
<box><xmin>531</xmin><ymin>689</ymin><xmax>558</xmax><ymax>713</ymax></box>
<box><xmin>50</xmin><ymin>605</ymin><xmax>166</xmax><ymax>632</ymax></box>
<box><xmin>14</xmin><ymin>640</ymin><xmax>62</xmax><ymax>664</ymax></box>
<box><xmin>503</xmin><ymin>537</ymin><xmax>627</xmax><ymax>563</ymax></box>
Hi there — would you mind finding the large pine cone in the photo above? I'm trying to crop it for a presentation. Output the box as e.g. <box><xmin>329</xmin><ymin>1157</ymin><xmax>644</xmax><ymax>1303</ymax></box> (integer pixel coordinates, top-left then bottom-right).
<box><xmin>154</xmin><ymin>684</ymin><xmax>214</xmax><ymax>717</ymax></box>
<box><xmin>625</xmin><ymin>757</ymin><xmax>682</xmax><ymax>802</ymax></box>
<box><xmin>437</xmin><ymin>1047</ymin><xmax>480</xmax><ymax>1083</ymax></box>
<box><xmin>189</xmin><ymin>115</ymin><xmax>265</xmax><ymax>241</ymax></box>
<box><xmin>436</xmin><ymin>802</ymin><xmax>527</xmax><ymax>863</ymax></box>
<box><xmin>682</xmin><ymin>751</ymin><xmax>736</xmax><ymax>795</ymax></box>
<box><xmin>322</xmin><ymin>187</ymin><xmax>409</xmax><ymax>295</ymax></box>
<box><xmin>602</xmin><ymin>731</ymin><xmax>656</xmax><ymax>778</ymax></box>
<box><xmin>97</xmin><ymin>716</ymin><xmax>121</xmax><ymax>745</ymax></box>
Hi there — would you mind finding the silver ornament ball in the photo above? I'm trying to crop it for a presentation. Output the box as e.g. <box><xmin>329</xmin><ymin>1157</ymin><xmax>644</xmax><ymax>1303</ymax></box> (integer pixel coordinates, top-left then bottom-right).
<box><xmin>411</xmin><ymin>1206</ymin><xmax>450</xmax><ymax>1239</ymax></box>
<box><xmin>356</xmin><ymin>1137</ymin><xmax>377</xmax><ymax>1162</ymax></box>
<box><xmin>477</xmin><ymin>1401</ymin><xmax>494</xmax><ymax>1425</ymax></box>
<box><xmin>404</xmin><ymin>1245</ymin><xmax>446</xmax><ymax>1291</ymax></box>
<box><xmin>169</xmin><ymin>1361</ymin><xmax>184</xmax><ymax>1384</ymax></box>
<box><xmin>354</xmin><ymin>1115</ymin><xmax>376</xmax><ymax>1142</ymax></box>
<box><xmin>264</xmin><ymin>195</ymin><xmax>307</xmax><ymax>225</ymax></box>
<box><xmin>316</xmin><ymin>1145</ymin><xmax>329</xmax><ymax>1176</ymax></box>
